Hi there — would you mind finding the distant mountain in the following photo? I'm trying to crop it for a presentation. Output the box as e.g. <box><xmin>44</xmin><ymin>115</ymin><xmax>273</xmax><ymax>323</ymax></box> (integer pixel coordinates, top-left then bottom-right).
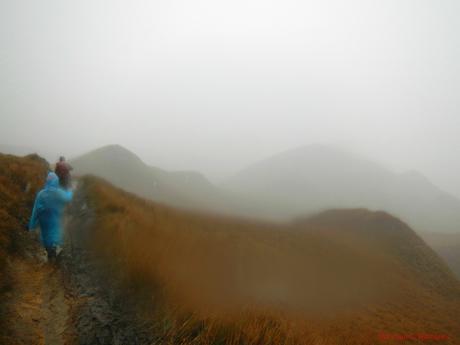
<box><xmin>223</xmin><ymin>145</ymin><xmax>460</xmax><ymax>233</ymax></box>
<box><xmin>70</xmin><ymin>145</ymin><xmax>230</xmax><ymax>213</ymax></box>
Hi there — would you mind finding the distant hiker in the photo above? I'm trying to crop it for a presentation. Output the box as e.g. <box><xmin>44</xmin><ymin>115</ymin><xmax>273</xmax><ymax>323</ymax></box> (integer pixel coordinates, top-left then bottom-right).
<box><xmin>28</xmin><ymin>172</ymin><xmax>73</xmax><ymax>262</ymax></box>
<box><xmin>55</xmin><ymin>156</ymin><xmax>73</xmax><ymax>189</ymax></box>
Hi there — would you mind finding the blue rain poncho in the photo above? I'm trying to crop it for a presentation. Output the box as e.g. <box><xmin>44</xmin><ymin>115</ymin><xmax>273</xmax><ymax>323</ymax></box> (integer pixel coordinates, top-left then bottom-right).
<box><xmin>29</xmin><ymin>172</ymin><xmax>73</xmax><ymax>248</ymax></box>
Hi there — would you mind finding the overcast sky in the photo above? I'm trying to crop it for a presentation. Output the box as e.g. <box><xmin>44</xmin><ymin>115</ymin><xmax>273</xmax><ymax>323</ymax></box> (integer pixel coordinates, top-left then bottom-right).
<box><xmin>1</xmin><ymin>0</ymin><xmax>459</xmax><ymax>195</ymax></box>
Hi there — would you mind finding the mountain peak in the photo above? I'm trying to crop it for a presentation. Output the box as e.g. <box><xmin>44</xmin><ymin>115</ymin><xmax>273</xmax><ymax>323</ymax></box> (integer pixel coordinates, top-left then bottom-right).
<box><xmin>87</xmin><ymin>144</ymin><xmax>139</xmax><ymax>158</ymax></box>
<box><xmin>268</xmin><ymin>144</ymin><xmax>346</xmax><ymax>160</ymax></box>
<box><xmin>69</xmin><ymin>144</ymin><xmax>228</xmax><ymax>213</ymax></box>
<box><xmin>223</xmin><ymin>145</ymin><xmax>460</xmax><ymax>233</ymax></box>
<box><xmin>72</xmin><ymin>144</ymin><xmax>146</xmax><ymax>168</ymax></box>
<box><xmin>241</xmin><ymin>144</ymin><xmax>388</xmax><ymax>175</ymax></box>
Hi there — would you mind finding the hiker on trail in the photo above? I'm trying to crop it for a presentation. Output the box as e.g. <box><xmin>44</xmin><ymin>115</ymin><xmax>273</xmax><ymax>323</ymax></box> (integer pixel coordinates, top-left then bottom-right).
<box><xmin>55</xmin><ymin>156</ymin><xmax>73</xmax><ymax>189</ymax></box>
<box><xmin>28</xmin><ymin>172</ymin><xmax>73</xmax><ymax>262</ymax></box>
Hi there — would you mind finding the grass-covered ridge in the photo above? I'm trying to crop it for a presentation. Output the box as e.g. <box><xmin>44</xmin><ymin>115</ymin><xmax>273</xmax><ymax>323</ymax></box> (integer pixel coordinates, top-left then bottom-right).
<box><xmin>0</xmin><ymin>153</ymin><xmax>48</xmax><ymax>286</ymax></box>
<box><xmin>0</xmin><ymin>153</ymin><xmax>49</xmax><ymax>344</ymax></box>
<box><xmin>82</xmin><ymin>176</ymin><xmax>460</xmax><ymax>345</ymax></box>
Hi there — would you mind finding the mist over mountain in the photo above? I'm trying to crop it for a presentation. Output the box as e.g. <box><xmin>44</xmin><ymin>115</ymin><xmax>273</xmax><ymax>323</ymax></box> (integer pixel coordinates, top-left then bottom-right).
<box><xmin>13</xmin><ymin>143</ymin><xmax>460</xmax><ymax>278</ymax></box>
<box><xmin>70</xmin><ymin>145</ymin><xmax>230</xmax><ymax>213</ymax></box>
<box><xmin>223</xmin><ymin>145</ymin><xmax>460</xmax><ymax>233</ymax></box>
<box><xmin>71</xmin><ymin>144</ymin><xmax>460</xmax><ymax>235</ymax></box>
<box><xmin>2</xmin><ymin>0</ymin><xmax>459</xmax><ymax>342</ymax></box>
<box><xmin>2</xmin><ymin>151</ymin><xmax>459</xmax><ymax>344</ymax></box>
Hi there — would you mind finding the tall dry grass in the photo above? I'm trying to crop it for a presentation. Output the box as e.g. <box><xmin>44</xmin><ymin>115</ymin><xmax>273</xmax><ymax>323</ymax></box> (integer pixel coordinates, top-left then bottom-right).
<box><xmin>0</xmin><ymin>153</ymin><xmax>49</xmax><ymax>344</ymax></box>
<box><xmin>0</xmin><ymin>153</ymin><xmax>48</xmax><ymax>283</ymax></box>
<box><xmin>81</xmin><ymin>176</ymin><xmax>460</xmax><ymax>345</ymax></box>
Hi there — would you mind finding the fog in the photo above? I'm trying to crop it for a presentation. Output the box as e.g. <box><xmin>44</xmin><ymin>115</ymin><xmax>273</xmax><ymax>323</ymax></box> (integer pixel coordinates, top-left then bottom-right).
<box><xmin>1</xmin><ymin>0</ymin><xmax>459</xmax><ymax>196</ymax></box>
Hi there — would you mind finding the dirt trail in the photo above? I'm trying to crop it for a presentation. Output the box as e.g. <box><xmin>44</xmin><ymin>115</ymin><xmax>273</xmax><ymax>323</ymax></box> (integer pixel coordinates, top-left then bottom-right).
<box><xmin>3</xmin><ymin>182</ymin><xmax>156</xmax><ymax>345</ymax></box>
<box><xmin>2</xmin><ymin>198</ymin><xmax>77</xmax><ymax>345</ymax></box>
<box><xmin>61</xmin><ymin>182</ymin><xmax>157</xmax><ymax>345</ymax></box>
<box><xmin>2</xmin><ymin>256</ymin><xmax>73</xmax><ymax>345</ymax></box>
<box><xmin>40</xmin><ymin>267</ymin><xmax>70</xmax><ymax>345</ymax></box>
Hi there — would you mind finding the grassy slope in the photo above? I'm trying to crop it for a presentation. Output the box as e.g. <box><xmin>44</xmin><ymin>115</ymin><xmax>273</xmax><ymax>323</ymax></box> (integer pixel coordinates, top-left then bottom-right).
<box><xmin>0</xmin><ymin>153</ymin><xmax>49</xmax><ymax>343</ymax></box>
<box><xmin>82</xmin><ymin>176</ymin><xmax>460</xmax><ymax>345</ymax></box>
<box><xmin>420</xmin><ymin>232</ymin><xmax>460</xmax><ymax>280</ymax></box>
<box><xmin>0</xmin><ymin>153</ymin><xmax>48</xmax><ymax>283</ymax></box>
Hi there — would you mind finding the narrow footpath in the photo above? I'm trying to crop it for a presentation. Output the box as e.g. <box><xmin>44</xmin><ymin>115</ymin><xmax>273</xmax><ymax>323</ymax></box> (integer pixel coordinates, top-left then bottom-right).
<box><xmin>3</xmin><ymin>183</ymin><xmax>156</xmax><ymax>345</ymax></box>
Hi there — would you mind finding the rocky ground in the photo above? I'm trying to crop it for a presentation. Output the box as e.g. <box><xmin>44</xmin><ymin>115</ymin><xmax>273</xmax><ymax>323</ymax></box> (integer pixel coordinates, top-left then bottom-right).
<box><xmin>61</xmin><ymin>183</ymin><xmax>157</xmax><ymax>345</ymax></box>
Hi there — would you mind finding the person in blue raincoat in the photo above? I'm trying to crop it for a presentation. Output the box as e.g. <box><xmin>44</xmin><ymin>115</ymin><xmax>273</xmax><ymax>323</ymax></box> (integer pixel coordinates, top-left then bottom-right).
<box><xmin>29</xmin><ymin>172</ymin><xmax>73</xmax><ymax>261</ymax></box>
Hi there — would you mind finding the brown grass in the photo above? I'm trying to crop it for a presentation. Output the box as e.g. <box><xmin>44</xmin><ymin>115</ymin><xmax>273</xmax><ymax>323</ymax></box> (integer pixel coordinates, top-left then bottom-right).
<box><xmin>420</xmin><ymin>232</ymin><xmax>460</xmax><ymax>280</ymax></box>
<box><xmin>0</xmin><ymin>153</ymin><xmax>48</xmax><ymax>286</ymax></box>
<box><xmin>82</xmin><ymin>176</ymin><xmax>460</xmax><ymax>345</ymax></box>
<box><xmin>0</xmin><ymin>153</ymin><xmax>49</xmax><ymax>344</ymax></box>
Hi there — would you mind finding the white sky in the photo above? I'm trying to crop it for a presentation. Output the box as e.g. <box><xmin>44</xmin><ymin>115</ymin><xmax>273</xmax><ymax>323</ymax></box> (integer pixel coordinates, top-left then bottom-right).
<box><xmin>1</xmin><ymin>0</ymin><xmax>459</xmax><ymax>195</ymax></box>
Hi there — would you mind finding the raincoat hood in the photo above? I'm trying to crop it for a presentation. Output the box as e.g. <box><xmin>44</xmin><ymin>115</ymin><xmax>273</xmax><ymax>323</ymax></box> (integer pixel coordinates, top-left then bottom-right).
<box><xmin>45</xmin><ymin>172</ymin><xmax>59</xmax><ymax>189</ymax></box>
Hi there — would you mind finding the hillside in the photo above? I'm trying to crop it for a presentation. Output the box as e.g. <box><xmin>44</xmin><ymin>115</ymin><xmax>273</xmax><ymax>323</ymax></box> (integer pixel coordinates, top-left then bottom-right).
<box><xmin>0</xmin><ymin>153</ymin><xmax>49</xmax><ymax>344</ymax></box>
<box><xmin>223</xmin><ymin>144</ymin><xmax>460</xmax><ymax>233</ymax></box>
<box><xmin>420</xmin><ymin>232</ymin><xmax>460</xmax><ymax>280</ymax></box>
<box><xmin>295</xmin><ymin>209</ymin><xmax>460</xmax><ymax>295</ymax></box>
<box><xmin>0</xmin><ymin>153</ymin><xmax>49</xmax><ymax>275</ymax></box>
<box><xmin>1</xmin><ymin>152</ymin><xmax>459</xmax><ymax>344</ymax></box>
<box><xmin>75</xmin><ymin>176</ymin><xmax>460</xmax><ymax>344</ymax></box>
<box><xmin>70</xmin><ymin>145</ymin><xmax>230</xmax><ymax>213</ymax></box>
